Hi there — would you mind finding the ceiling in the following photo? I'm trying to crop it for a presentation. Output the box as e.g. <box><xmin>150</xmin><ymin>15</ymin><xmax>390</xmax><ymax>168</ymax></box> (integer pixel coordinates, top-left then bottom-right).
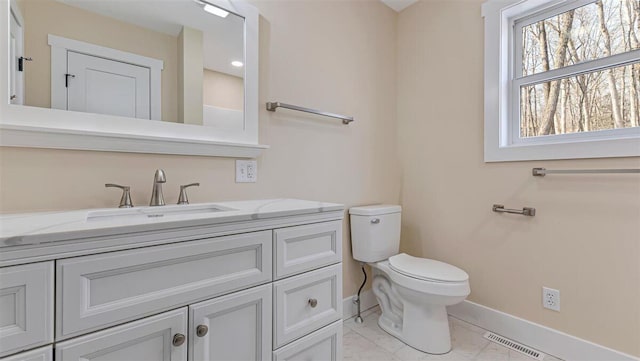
<box><xmin>380</xmin><ymin>0</ymin><xmax>418</xmax><ymax>12</ymax></box>
<box><xmin>57</xmin><ymin>0</ymin><xmax>245</xmax><ymax>78</ymax></box>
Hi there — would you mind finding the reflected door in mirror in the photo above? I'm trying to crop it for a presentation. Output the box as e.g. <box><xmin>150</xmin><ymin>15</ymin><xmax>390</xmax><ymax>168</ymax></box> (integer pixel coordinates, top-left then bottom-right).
<box><xmin>67</xmin><ymin>52</ymin><xmax>151</xmax><ymax>119</ymax></box>
<box><xmin>9</xmin><ymin>5</ymin><xmax>24</xmax><ymax>105</ymax></box>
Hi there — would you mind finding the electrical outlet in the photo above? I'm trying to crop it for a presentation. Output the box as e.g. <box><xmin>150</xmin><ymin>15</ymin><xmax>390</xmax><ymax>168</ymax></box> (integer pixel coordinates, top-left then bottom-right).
<box><xmin>542</xmin><ymin>287</ymin><xmax>560</xmax><ymax>312</ymax></box>
<box><xmin>236</xmin><ymin>160</ymin><xmax>257</xmax><ymax>183</ymax></box>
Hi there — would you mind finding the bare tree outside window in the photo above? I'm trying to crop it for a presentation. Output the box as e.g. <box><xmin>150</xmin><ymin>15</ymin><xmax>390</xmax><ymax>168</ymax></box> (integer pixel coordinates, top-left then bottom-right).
<box><xmin>520</xmin><ymin>0</ymin><xmax>640</xmax><ymax>138</ymax></box>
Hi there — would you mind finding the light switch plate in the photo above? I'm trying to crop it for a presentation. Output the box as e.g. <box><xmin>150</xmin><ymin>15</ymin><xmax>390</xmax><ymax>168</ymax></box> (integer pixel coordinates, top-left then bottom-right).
<box><xmin>236</xmin><ymin>160</ymin><xmax>257</xmax><ymax>183</ymax></box>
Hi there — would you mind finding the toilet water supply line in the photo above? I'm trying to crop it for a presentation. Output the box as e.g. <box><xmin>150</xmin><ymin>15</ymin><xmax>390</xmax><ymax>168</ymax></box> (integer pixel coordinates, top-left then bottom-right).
<box><xmin>353</xmin><ymin>264</ymin><xmax>367</xmax><ymax>323</ymax></box>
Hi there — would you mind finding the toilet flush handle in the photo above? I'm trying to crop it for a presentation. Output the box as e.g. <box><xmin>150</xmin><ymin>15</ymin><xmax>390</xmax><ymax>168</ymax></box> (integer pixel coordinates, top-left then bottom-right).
<box><xmin>371</xmin><ymin>218</ymin><xmax>380</xmax><ymax>224</ymax></box>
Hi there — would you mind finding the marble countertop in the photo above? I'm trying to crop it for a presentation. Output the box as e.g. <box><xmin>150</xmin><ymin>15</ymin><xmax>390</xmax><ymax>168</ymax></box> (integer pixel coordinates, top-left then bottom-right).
<box><xmin>0</xmin><ymin>199</ymin><xmax>344</xmax><ymax>248</ymax></box>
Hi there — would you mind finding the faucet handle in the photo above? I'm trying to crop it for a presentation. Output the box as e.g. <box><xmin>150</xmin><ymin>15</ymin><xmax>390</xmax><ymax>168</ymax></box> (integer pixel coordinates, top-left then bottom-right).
<box><xmin>105</xmin><ymin>183</ymin><xmax>134</xmax><ymax>208</ymax></box>
<box><xmin>177</xmin><ymin>183</ymin><xmax>200</xmax><ymax>205</ymax></box>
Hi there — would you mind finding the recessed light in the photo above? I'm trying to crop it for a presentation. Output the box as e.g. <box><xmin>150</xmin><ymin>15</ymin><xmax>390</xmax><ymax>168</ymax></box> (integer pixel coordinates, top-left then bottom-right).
<box><xmin>231</xmin><ymin>61</ymin><xmax>243</xmax><ymax>67</ymax></box>
<box><xmin>203</xmin><ymin>4</ymin><xmax>229</xmax><ymax>18</ymax></box>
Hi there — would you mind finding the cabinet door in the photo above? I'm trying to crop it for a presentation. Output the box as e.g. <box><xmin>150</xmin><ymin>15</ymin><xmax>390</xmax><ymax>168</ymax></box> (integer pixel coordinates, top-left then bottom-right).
<box><xmin>0</xmin><ymin>346</ymin><xmax>52</xmax><ymax>361</ymax></box>
<box><xmin>0</xmin><ymin>262</ymin><xmax>53</xmax><ymax>358</ymax></box>
<box><xmin>273</xmin><ymin>321</ymin><xmax>342</xmax><ymax>361</ymax></box>
<box><xmin>55</xmin><ymin>308</ymin><xmax>187</xmax><ymax>361</ymax></box>
<box><xmin>189</xmin><ymin>284</ymin><xmax>271</xmax><ymax>361</ymax></box>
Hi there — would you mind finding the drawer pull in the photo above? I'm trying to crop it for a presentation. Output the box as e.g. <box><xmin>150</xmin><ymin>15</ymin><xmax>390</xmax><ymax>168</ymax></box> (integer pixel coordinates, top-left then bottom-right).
<box><xmin>172</xmin><ymin>333</ymin><xmax>186</xmax><ymax>347</ymax></box>
<box><xmin>308</xmin><ymin>298</ymin><xmax>318</xmax><ymax>308</ymax></box>
<box><xmin>371</xmin><ymin>218</ymin><xmax>380</xmax><ymax>224</ymax></box>
<box><xmin>196</xmin><ymin>324</ymin><xmax>209</xmax><ymax>337</ymax></box>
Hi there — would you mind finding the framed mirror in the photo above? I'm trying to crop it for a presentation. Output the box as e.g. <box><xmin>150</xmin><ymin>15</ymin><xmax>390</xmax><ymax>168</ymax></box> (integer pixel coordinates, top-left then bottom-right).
<box><xmin>0</xmin><ymin>0</ymin><xmax>266</xmax><ymax>157</ymax></box>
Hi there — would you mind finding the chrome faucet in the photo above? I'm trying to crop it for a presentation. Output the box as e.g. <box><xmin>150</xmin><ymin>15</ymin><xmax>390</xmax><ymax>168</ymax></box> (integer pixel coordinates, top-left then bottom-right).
<box><xmin>150</xmin><ymin>169</ymin><xmax>166</xmax><ymax>206</ymax></box>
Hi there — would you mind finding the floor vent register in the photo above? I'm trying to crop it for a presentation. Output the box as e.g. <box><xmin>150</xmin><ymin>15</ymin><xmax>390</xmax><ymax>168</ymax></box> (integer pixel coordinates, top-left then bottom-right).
<box><xmin>483</xmin><ymin>332</ymin><xmax>546</xmax><ymax>360</ymax></box>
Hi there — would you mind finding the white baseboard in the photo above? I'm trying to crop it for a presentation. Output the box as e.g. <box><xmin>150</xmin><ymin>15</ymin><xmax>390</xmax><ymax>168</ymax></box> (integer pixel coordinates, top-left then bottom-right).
<box><xmin>342</xmin><ymin>289</ymin><xmax>378</xmax><ymax>320</ymax></box>
<box><xmin>342</xmin><ymin>293</ymin><xmax>638</xmax><ymax>360</ymax></box>
<box><xmin>448</xmin><ymin>300</ymin><xmax>639</xmax><ymax>361</ymax></box>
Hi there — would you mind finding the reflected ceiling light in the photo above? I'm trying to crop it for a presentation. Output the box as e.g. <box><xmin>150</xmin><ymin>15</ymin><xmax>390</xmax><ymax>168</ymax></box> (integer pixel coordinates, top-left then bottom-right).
<box><xmin>203</xmin><ymin>3</ymin><xmax>229</xmax><ymax>18</ymax></box>
<box><xmin>231</xmin><ymin>61</ymin><xmax>244</xmax><ymax>67</ymax></box>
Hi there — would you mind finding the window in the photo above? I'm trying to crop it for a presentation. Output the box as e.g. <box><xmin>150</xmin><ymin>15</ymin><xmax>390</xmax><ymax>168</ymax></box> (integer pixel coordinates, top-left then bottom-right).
<box><xmin>483</xmin><ymin>0</ymin><xmax>640</xmax><ymax>162</ymax></box>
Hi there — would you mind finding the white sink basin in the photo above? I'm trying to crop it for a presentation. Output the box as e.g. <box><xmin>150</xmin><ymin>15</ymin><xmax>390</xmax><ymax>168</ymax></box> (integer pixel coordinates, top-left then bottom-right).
<box><xmin>86</xmin><ymin>203</ymin><xmax>235</xmax><ymax>222</ymax></box>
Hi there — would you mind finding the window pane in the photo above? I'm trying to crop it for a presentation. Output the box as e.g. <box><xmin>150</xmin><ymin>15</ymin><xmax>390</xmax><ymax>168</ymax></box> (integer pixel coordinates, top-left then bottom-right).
<box><xmin>519</xmin><ymin>63</ymin><xmax>640</xmax><ymax>137</ymax></box>
<box><xmin>522</xmin><ymin>0</ymin><xmax>640</xmax><ymax>76</ymax></box>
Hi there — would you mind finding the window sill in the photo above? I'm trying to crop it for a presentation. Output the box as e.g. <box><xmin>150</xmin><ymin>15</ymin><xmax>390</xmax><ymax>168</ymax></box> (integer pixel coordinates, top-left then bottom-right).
<box><xmin>484</xmin><ymin>135</ymin><xmax>640</xmax><ymax>162</ymax></box>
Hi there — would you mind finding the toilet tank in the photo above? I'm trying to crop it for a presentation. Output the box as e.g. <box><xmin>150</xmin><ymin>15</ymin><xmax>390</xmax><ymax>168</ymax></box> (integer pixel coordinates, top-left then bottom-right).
<box><xmin>349</xmin><ymin>205</ymin><xmax>402</xmax><ymax>262</ymax></box>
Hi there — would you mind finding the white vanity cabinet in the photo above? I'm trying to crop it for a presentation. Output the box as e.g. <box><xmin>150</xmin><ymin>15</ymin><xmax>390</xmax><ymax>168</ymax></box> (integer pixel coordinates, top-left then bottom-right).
<box><xmin>0</xmin><ymin>199</ymin><xmax>344</xmax><ymax>361</ymax></box>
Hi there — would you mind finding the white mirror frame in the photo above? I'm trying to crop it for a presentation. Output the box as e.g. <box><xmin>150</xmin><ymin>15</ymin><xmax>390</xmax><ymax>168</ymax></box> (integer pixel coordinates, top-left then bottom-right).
<box><xmin>0</xmin><ymin>0</ymin><xmax>267</xmax><ymax>158</ymax></box>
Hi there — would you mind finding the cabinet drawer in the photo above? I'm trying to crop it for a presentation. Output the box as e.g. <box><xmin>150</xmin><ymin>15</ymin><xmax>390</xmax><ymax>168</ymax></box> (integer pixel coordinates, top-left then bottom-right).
<box><xmin>0</xmin><ymin>262</ymin><xmax>53</xmax><ymax>357</ymax></box>
<box><xmin>273</xmin><ymin>321</ymin><xmax>342</xmax><ymax>361</ymax></box>
<box><xmin>57</xmin><ymin>231</ymin><xmax>272</xmax><ymax>339</ymax></box>
<box><xmin>273</xmin><ymin>264</ymin><xmax>342</xmax><ymax>348</ymax></box>
<box><xmin>0</xmin><ymin>346</ymin><xmax>52</xmax><ymax>361</ymax></box>
<box><xmin>56</xmin><ymin>308</ymin><xmax>187</xmax><ymax>361</ymax></box>
<box><xmin>190</xmin><ymin>284</ymin><xmax>272</xmax><ymax>361</ymax></box>
<box><xmin>274</xmin><ymin>221</ymin><xmax>342</xmax><ymax>279</ymax></box>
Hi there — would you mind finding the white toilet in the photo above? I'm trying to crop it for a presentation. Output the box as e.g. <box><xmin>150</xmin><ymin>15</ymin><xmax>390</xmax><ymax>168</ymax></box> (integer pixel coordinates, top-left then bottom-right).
<box><xmin>350</xmin><ymin>205</ymin><xmax>470</xmax><ymax>354</ymax></box>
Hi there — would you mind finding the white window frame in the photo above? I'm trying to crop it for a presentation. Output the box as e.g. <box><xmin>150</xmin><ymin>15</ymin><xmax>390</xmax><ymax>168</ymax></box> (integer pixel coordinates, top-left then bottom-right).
<box><xmin>482</xmin><ymin>0</ymin><xmax>640</xmax><ymax>162</ymax></box>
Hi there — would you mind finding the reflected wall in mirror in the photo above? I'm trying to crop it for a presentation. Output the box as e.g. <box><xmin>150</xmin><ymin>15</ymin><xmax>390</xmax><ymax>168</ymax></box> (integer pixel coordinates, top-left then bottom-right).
<box><xmin>8</xmin><ymin>0</ymin><xmax>245</xmax><ymax>130</ymax></box>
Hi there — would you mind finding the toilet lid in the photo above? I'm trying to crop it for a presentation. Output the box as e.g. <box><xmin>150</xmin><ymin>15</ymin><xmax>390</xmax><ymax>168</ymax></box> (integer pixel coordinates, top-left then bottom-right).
<box><xmin>388</xmin><ymin>253</ymin><xmax>468</xmax><ymax>282</ymax></box>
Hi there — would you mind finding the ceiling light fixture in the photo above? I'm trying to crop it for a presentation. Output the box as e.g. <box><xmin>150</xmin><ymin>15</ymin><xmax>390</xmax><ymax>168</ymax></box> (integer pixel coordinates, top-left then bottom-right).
<box><xmin>231</xmin><ymin>61</ymin><xmax>244</xmax><ymax>67</ymax></box>
<box><xmin>203</xmin><ymin>3</ymin><xmax>229</xmax><ymax>18</ymax></box>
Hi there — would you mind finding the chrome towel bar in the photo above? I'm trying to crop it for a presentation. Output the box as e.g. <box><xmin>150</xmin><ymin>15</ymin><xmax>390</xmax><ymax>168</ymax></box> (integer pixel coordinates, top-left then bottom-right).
<box><xmin>532</xmin><ymin>167</ymin><xmax>640</xmax><ymax>176</ymax></box>
<box><xmin>492</xmin><ymin>204</ymin><xmax>536</xmax><ymax>217</ymax></box>
<box><xmin>266</xmin><ymin>102</ymin><xmax>354</xmax><ymax>125</ymax></box>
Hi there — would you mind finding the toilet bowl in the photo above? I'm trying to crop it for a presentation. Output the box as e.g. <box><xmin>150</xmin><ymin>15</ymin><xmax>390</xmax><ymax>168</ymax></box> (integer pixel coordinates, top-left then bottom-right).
<box><xmin>349</xmin><ymin>205</ymin><xmax>471</xmax><ymax>354</ymax></box>
<box><xmin>371</xmin><ymin>256</ymin><xmax>470</xmax><ymax>354</ymax></box>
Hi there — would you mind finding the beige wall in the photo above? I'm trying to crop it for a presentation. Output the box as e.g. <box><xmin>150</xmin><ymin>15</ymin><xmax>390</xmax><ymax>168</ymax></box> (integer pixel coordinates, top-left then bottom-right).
<box><xmin>203</xmin><ymin>69</ymin><xmax>244</xmax><ymax>111</ymax></box>
<box><xmin>0</xmin><ymin>0</ymin><xmax>400</xmax><ymax>301</ymax></box>
<box><xmin>21</xmin><ymin>0</ymin><xmax>178</xmax><ymax>122</ymax></box>
<box><xmin>397</xmin><ymin>0</ymin><xmax>640</xmax><ymax>356</ymax></box>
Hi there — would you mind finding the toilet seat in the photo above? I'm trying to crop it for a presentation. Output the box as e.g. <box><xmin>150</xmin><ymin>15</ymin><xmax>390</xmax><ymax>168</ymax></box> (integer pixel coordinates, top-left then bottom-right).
<box><xmin>374</xmin><ymin>260</ymin><xmax>470</xmax><ymax>297</ymax></box>
<box><xmin>388</xmin><ymin>253</ymin><xmax>468</xmax><ymax>283</ymax></box>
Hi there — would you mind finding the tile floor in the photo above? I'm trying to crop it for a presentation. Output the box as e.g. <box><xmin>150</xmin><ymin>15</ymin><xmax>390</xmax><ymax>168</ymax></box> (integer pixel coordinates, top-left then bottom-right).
<box><xmin>343</xmin><ymin>307</ymin><xmax>563</xmax><ymax>361</ymax></box>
